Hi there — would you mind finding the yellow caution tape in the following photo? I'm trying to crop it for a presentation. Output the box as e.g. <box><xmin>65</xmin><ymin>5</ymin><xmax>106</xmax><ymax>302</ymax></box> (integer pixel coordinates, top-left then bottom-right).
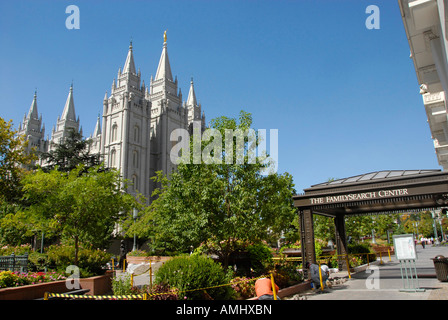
<box><xmin>45</xmin><ymin>274</ymin><xmax>268</xmax><ymax>300</ymax></box>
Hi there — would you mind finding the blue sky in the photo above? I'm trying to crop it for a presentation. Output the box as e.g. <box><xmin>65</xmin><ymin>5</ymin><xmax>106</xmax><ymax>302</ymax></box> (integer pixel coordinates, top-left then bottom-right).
<box><xmin>0</xmin><ymin>0</ymin><xmax>440</xmax><ymax>193</ymax></box>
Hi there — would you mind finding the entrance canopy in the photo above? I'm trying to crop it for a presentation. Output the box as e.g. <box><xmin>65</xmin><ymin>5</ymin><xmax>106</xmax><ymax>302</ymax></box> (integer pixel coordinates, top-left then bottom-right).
<box><xmin>292</xmin><ymin>169</ymin><xmax>448</xmax><ymax>267</ymax></box>
<box><xmin>293</xmin><ymin>169</ymin><xmax>448</xmax><ymax>217</ymax></box>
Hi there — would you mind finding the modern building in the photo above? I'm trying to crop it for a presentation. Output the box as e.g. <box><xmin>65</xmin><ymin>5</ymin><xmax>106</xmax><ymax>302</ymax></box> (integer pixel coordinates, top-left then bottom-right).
<box><xmin>18</xmin><ymin>33</ymin><xmax>206</xmax><ymax>202</ymax></box>
<box><xmin>399</xmin><ymin>0</ymin><xmax>448</xmax><ymax>169</ymax></box>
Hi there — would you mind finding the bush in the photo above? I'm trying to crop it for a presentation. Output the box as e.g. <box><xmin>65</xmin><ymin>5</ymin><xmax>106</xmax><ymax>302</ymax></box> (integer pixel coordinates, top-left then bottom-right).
<box><xmin>273</xmin><ymin>260</ymin><xmax>303</xmax><ymax>288</ymax></box>
<box><xmin>230</xmin><ymin>277</ymin><xmax>256</xmax><ymax>299</ymax></box>
<box><xmin>112</xmin><ymin>273</ymin><xmax>133</xmax><ymax>295</ymax></box>
<box><xmin>247</xmin><ymin>243</ymin><xmax>273</xmax><ymax>275</ymax></box>
<box><xmin>155</xmin><ymin>254</ymin><xmax>234</xmax><ymax>300</ymax></box>
<box><xmin>127</xmin><ymin>249</ymin><xmax>149</xmax><ymax>257</ymax></box>
<box><xmin>28</xmin><ymin>252</ymin><xmax>49</xmax><ymax>272</ymax></box>
<box><xmin>46</xmin><ymin>244</ymin><xmax>111</xmax><ymax>277</ymax></box>
<box><xmin>148</xmin><ymin>282</ymin><xmax>179</xmax><ymax>300</ymax></box>
<box><xmin>348</xmin><ymin>243</ymin><xmax>377</xmax><ymax>265</ymax></box>
<box><xmin>0</xmin><ymin>244</ymin><xmax>32</xmax><ymax>256</ymax></box>
<box><xmin>0</xmin><ymin>271</ymin><xmax>21</xmax><ymax>288</ymax></box>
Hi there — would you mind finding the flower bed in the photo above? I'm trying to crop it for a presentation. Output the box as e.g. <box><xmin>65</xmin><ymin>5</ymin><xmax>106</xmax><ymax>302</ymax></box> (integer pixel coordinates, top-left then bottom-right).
<box><xmin>0</xmin><ymin>270</ymin><xmax>67</xmax><ymax>288</ymax></box>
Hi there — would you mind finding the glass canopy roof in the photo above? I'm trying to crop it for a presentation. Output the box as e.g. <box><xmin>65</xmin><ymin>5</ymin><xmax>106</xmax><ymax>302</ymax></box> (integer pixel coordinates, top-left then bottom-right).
<box><xmin>310</xmin><ymin>170</ymin><xmax>441</xmax><ymax>188</ymax></box>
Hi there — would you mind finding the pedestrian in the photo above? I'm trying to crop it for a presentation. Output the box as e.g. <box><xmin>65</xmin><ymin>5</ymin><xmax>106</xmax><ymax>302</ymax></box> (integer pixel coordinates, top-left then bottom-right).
<box><xmin>119</xmin><ymin>240</ymin><xmax>126</xmax><ymax>270</ymax></box>
<box><xmin>255</xmin><ymin>277</ymin><xmax>280</xmax><ymax>300</ymax></box>
<box><xmin>306</xmin><ymin>261</ymin><xmax>330</xmax><ymax>289</ymax></box>
<box><xmin>421</xmin><ymin>237</ymin><xmax>425</xmax><ymax>249</ymax></box>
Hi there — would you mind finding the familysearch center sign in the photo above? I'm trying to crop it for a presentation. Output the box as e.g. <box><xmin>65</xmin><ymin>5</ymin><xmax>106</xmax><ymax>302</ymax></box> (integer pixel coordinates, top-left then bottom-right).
<box><xmin>309</xmin><ymin>188</ymin><xmax>410</xmax><ymax>205</ymax></box>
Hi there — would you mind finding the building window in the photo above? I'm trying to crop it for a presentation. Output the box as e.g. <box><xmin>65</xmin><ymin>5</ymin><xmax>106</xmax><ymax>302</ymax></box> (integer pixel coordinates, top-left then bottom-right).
<box><xmin>132</xmin><ymin>174</ymin><xmax>138</xmax><ymax>191</ymax></box>
<box><xmin>133</xmin><ymin>150</ymin><xmax>139</xmax><ymax>168</ymax></box>
<box><xmin>134</xmin><ymin>125</ymin><xmax>140</xmax><ymax>143</ymax></box>
<box><xmin>110</xmin><ymin>149</ymin><xmax>116</xmax><ymax>167</ymax></box>
<box><xmin>111</xmin><ymin>124</ymin><xmax>118</xmax><ymax>142</ymax></box>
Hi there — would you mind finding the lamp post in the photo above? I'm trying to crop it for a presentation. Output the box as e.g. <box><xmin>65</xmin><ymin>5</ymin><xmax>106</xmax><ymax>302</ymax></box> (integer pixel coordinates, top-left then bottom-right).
<box><xmin>133</xmin><ymin>208</ymin><xmax>138</xmax><ymax>251</ymax></box>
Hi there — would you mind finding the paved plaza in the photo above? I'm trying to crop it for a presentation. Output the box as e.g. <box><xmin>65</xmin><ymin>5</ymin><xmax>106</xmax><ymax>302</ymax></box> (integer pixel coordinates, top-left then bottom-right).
<box><xmin>300</xmin><ymin>244</ymin><xmax>448</xmax><ymax>300</ymax></box>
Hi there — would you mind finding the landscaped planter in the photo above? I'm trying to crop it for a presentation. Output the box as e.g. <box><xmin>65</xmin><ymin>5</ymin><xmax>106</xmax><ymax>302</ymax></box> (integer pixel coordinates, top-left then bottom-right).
<box><xmin>0</xmin><ymin>272</ymin><xmax>113</xmax><ymax>300</ymax></box>
<box><xmin>78</xmin><ymin>271</ymin><xmax>113</xmax><ymax>296</ymax></box>
<box><xmin>371</xmin><ymin>245</ymin><xmax>394</xmax><ymax>255</ymax></box>
<box><xmin>0</xmin><ymin>279</ymin><xmax>68</xmax><ymax>300</ymax></box>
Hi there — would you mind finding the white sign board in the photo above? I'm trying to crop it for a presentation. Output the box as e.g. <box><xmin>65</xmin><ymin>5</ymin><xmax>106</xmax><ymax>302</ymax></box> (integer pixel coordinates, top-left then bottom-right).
<box><xmin>393</xmin><ymin>234</ymin><xmax>417</xmax><ymax>260</ymax></box>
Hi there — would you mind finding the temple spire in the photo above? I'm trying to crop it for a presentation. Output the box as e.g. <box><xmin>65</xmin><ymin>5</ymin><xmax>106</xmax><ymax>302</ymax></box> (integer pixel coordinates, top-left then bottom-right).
<box><xmin>155</xmin><ymin>31</ymin><xmax>173</xmax><ymax>81</ymax></box>
<box><xmin>61</xmin><ymin>83</ymin><xmax>76</xmax><ymax>121</ymax></box>
<box><xmin>93</xmin><ymin>115</ymin><xmax>101</xmax><ymax>136</ymax></box>
<box><xmin>187</xmin><ymin>78</ymin><xmax>197</xmax><ymax>106</ymax></box>
<box><xmin>27</xmin><ymin>91</ymin><xmax>39</xmax><ymax>120</ymax></box>
<box><xmin>123</xmin><ymin>41</ymin><xmax>136</xmax><ymax>75</ymax></box>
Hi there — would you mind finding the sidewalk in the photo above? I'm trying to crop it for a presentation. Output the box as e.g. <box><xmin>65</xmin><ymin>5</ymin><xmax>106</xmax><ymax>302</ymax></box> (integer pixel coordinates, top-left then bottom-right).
<box><xmin>297</xmin><ymin>244</ymin><xmax>448</xmax><ymax>300</ymax></box>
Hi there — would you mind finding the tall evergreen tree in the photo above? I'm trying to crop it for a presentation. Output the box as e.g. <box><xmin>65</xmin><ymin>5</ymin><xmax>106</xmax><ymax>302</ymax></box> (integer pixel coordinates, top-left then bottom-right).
<box><xmin>39</xmin><ymin>129</ymin><xmax>101</xmax><ymax>172</ymax></box>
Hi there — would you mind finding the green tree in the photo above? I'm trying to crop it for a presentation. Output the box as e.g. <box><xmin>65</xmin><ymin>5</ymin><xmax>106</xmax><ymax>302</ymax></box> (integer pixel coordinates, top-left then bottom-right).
<box><xmin>39</xmin><ymin>129</ymin><xmax>101</xmax><ymax>172</ymax></box>
<box><xmin>401</xmin><ymin>211</ymin><xmax>434</xmax><ymax>237</ymax></box>
<box><xmin>127</xmin><ymin>111</ymin><xmax>296</xmax><ymax>267</ymax></box>
<box><xmin>21</xmin><ymin>165</ymin><xmax>138</xmax><ymax>265</ymax></box>
<box><xmin>0</xmin><ymin>117</ymin><xmax>36</xmax><ymax>203</ymax></box>
<box><xmin>313</xmin><ymin>215</ymin><xmax>335</xmax><ymax>244</ymax></box>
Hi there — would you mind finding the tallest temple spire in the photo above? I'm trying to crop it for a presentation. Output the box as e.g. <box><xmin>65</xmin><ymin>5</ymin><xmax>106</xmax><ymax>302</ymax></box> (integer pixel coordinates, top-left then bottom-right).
<box><xmin>154</xmin><ymin>31</ymin><xmax>173</xmax><ymax>81</ymax></box>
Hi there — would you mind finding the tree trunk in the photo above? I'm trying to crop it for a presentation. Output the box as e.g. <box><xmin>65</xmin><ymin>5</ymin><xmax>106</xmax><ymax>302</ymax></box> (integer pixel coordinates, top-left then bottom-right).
<box><xmin>74</xmin><ymin>235</ymin><xmax>79</xmax><ymax>267</ymax></box>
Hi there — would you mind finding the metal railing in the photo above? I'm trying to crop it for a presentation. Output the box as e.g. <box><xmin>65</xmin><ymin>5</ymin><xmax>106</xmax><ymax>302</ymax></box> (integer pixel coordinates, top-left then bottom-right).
<box><xmin>0</xmin><ymin>253</ymin><xmax>29</xmax><ymax>272</ymax></box>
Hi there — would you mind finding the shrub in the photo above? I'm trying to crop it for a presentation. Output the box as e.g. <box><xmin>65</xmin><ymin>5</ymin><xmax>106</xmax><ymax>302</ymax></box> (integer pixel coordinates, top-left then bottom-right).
<box><xmin>0</xmin><ymin>244</ymin><xmax>32</xmax><ymax>256</ymax></box>
<box><xmin>28</xmin><ymin>252</ymin><xmax>49</xmax><ymax>272</ymax></box>
<box><xmin>348</xmin><ymin>243</ymin><xmax>377</xmax><ymax>265</ymax></box>
<box><xmin>230</xmin><ymin>277</ymin><xmax>256</xmax><ymax>299</ymax></box>
<box><xmin>148</xmin><ymin>282</ymin><xmax>179</xmax><ymax>300</ymax></box>
<box><xmin>112</xmin><ymin>273</ymin><xmax>133</xmax><ymax>295</ymax></box>
<box><xmin>127</xmin><ymin>249</ymin><xmax>148</xmax><ymax>257</ymax></box>
<box><xmin>155</xmin><ymin>254</ymin><xmax>233</xmax><ymax>300</ymax></box>
<box><xmin>247</xmin><ymin>243</ymin><xmax>273</xmax><ymax>275</ymax></box>
<box><xmin>0</xmin><ymin>271</ymin><xmax>21</xmax><ymax>288</ymax></box>
<box><xmin>273</xmin><ymin>260</ymin><xmax>303</xmax><ymax>288</ymax></box>
<box><xmin>46</xmin><ymin>244</ymin><xmax>111</xmax><ymax>277</ymax></box>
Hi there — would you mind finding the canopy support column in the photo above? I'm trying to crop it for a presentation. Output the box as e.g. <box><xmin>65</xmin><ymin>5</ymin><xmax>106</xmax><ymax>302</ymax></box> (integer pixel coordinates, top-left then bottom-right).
<box><xmin>300</xmin><ymin>208</ymin><xmax>316</xmax><ymax>279</ymax></box>
<box><xmin>334</xmin><ymin>214</ymin><xmax>349</xmax><ymax>271</ymax></box>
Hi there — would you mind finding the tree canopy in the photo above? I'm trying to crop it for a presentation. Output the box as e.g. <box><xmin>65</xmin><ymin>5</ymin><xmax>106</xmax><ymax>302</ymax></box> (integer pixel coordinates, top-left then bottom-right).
<box><xmin>21</xmin><ymin>165</ymin><xmax>138</xmax><ymax>265</ymax></box>
<box><xmin>125</xmin><ymin>111</ymin><xmax>297</xmax><ymax>267</ymax></box>
<box><xmin>0</xmin><ymin>117</ymin><xmax>36</xmax><ymax>203</ymax></box>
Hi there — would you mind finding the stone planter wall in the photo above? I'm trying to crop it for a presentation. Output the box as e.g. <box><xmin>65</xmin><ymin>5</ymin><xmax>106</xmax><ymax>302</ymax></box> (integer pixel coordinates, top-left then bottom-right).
<box><xmin>79</xmin><ymin>272</ymin><xmax>113</xmax><ymax>296</ymax></box>
<box><xmin>0</xmin><ymin>280</ymin><xmax>68</xmax><ymax>300</ymax></box>
<box><xmin>0</xmin><ymin>272</ymin><xmax>113</xmax><ymax>300</ymax></box>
